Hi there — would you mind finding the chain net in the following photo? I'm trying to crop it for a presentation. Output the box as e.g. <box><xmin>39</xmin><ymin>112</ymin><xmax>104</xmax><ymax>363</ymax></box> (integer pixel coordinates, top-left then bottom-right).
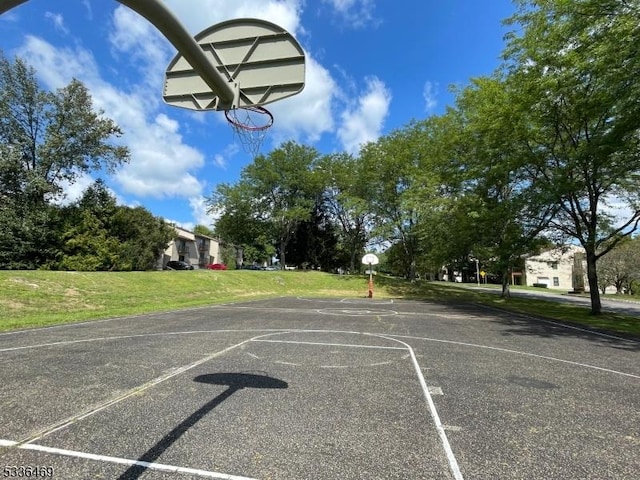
<box><xmin>225</xmin><ymin>106</ymin><xmax>274</xmax><ymax>157</ymax></box>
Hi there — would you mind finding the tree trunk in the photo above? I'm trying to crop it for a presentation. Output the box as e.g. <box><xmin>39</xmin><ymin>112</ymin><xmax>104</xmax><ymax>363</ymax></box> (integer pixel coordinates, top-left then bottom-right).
<box><xmin>349</xmin><ymin>248</ymin><xmax>356</xmax><ymax>274</ymax></box>
<box><xmin>235</xmin><ymin>247</ymin><xmax>243</xmax><ymax>269</ymax></box>
<box><xmin>279</xmin><ymin>240</ymin><xmax>287</xmax><ymax>270</ymax></box>
<box><xmin>585</xmin><ymin>250</ymin><xmax>602</xmax><ymax>315</ymax></box>
<box><xmin>501</xmin><ymin>270</ymin><xmax>511</xmax><ymax>298</ymax></box>
<box><xmin>408</xmin><ymin>259</ymin><xmax>416</xmax><ymax>282</ymax></box>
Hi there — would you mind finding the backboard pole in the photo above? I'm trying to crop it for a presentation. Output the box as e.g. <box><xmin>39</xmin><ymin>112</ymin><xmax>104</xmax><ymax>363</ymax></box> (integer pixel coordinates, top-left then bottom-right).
<box><xmin>0</xmin><ymin>0</ymin><xmax>238</xmax><ymax>109</ymax></box>
<box><xmin>0</xmin><ymin>0</ymin><xmax>27</xmax><ymax>15</ymax></box>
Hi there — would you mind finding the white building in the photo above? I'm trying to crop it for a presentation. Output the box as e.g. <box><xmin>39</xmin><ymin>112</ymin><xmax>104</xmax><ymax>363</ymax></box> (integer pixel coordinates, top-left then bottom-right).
<box><xmin>523</xmin><ymin>245</ymin><xmax>594</xmax><ymax>292</ymax></box>
<box><xmin>159</xmin><ymin>226</ymin><xmax>221</xmax><ymax>269</ymax></box>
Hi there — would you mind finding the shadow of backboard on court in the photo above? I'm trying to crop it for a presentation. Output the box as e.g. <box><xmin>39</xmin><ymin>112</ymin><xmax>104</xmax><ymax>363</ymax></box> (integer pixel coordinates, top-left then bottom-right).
<box><xmin>117</xmin><ymin>372</ymin><xmax>287</xmax><ymax>480</ymax></box>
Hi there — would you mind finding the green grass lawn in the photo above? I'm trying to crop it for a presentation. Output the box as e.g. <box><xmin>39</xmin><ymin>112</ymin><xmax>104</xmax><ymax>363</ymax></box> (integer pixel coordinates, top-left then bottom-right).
<box><xmin>1</xmin><ymin>270</ymin><xmax>639</xmax><ymax>337</ymax></box>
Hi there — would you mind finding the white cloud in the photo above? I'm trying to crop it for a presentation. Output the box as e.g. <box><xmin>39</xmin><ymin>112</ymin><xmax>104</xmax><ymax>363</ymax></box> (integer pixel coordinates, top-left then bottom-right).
<box><xmin>164</xmin><ymin>196</ymin><xmax>219</xmax><ymax>232</ymax></box>
<box><xmin>211</xmin><ymin>143</ymin><xmax>240</xmax><ymax>170</ymax></box>
<box><xmin>162</xmin><ymin>0</ymin><xmax>304</xmax><ymax>38</ymax></box>
<box><xmin>16</xmin><ymin>36</ymin><xmax>206</xmax><ymax>200</ymax></box>
<box><xmin>44</xmin><ymin>12</ymin><xmax>69</xmax><ymax>35</ymax></box>
<box><xmin>115</xmin><ymin>114</ymin><xmax>206</xmax><ymax>199</ymax></box>
<box><xmin>82</xmin><ymin>0</ymin><xmax>93</xmax><ymax>20</ymax></box>
<box><xmin>423</xmin><ymin>81</ymin><xmax>438</xmax><ymax>112</ymax></box>
<box><xmin>108</xmin><ymin>6</ymin><xmax>172</xmax><ymax>96</ymax></box>
<box><xmin>337</xmin><ymin>76</ymin><xmax>391</xmax><ymax>155</ymax></box>
<box><xmin>268</xmin><ymin>56</ymin><xmax>336</xmax><ymax>145</ymax></box>
<box><xmin>321</xmin><ymin>0</ymin><xmax>379</xmax><ymax>28</ymax></box>
<box><xmin>53</xmin><ymin>173</ymin><xmax>95</xmax><ymax>206</ymax></box>
<box><xmin>213</xmin><ymin>154</ymin><xmax>227</xmax><ymax>169</ymax></box>
<box><xmin>17</xmin><ymin>35</ymin><xmax>98</xmax><ymax>89</ymax></box>
<box><xmin>189</xmin><ymin>195</ymin><xmax>220</xmax><ymax>228</ymax></box>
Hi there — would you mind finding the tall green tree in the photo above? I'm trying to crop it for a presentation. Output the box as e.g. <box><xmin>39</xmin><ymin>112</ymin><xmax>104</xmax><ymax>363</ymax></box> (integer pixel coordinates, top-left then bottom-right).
<box><xmin>361</xmin><ymin>126</ymin><xmax>426</xmax><ymax>279</ymax></box>
<box><xmin>597</xmin><ymin>236</ymin><xmax>640</xmax><ymax>294</ymax></box>
<box><xmin>504</xmin><ymin>0</ymin><xmax>640</xmax><ymax>313</ymax></box>
<box><xmin>319</xmin><ymin>153</ymin><xmax>370</xmax><ymax>272</ymax></box>
<box><xmin>0</xmin><ymin>53</ymin><xmax>129</xmax><ymax>202</ymax></box>
<box><xmin>193</xmin><ymin>224</ymin><xmax>216</xmax><ymax>237</ymax></box>
<box><xmin>0</xmin><ymin>53</ymin><xmax>129</xmax><ymax>269</ymax></box>
<box><xmin>53</xmin><ymin>181</ymin><xmax>173</xmax><ymax>271</ymax></box>
<box><xmin>445</xmin><ymin>76</ymin><xmax>558</xmax><ymax>297</ymax></box>
<box><xmin>111</xmin><ymin>206</ymin><xmax>175</xmax><ymax>271</ymax></box>
<box><xmin>209</xmin><ymin>182</ymin><xmax>274</xmax><ymax>267</ymax></box>
<box><xmin>216</xmin><ymin>141</ymin><xmax>323</xmax><ymax>269</ymax></box>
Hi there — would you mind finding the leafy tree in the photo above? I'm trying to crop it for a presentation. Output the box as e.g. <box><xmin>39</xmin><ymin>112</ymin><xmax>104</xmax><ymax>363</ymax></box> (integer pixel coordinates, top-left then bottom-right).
<box><xmin>504</xmin><ymin>0</ymin><xmax>640</xmax><ymax>313</ymax></box>
<box><xmin>319</xmin><ymin>153</ymin><xmax>370</xmax><ymax>272</ymax></box>
<box><xmin>361</xmin><ymin>126</ymin><xmax>425</xmax><ymax>280</ymax></box>
<box><xmin>598</xmin><ymin>237</ymin><xmax>640</xmax><ymax>294</ymax></box>
<box><xmin>248</xmin><ymin>141</ymin><xmax>323</xmax><ymax>268</ymax></box>
<box><xmin>111</xmin><ymin>206</ymin><xmax>175</xmax><ymax>271</ymax></box>
<box><xmin>0</xmin><ymin>53</ymin><xmax>129</xmax><ymax>269</ymax></box>
<box><xmin>56</xmin><ymin>209</ymin><xmax>121</xmax><ymax>271</ymax></box>
<box><xmin>443</xmin><ymin>77</ymin><xmax>558</xmax><ymax>297</ymax></box>
<box><xmin>209</xmin><ymin>182</ymin><xmax>274</xmax><ymax>267</ymax></box>
<box><xmin>193</xmin><ymin>224</ymin><xmax>216</xmax><ymax>237</ymax></box>
<box><xmin>210</xmin><ymin>141</ymin><xmax>322</xmax><ymax>269</ymax></box>
<box><xmin>0</xmin><ymin>53</ymin><xmax>128</xmax><ymax>203</ymax></box>
<box><xmin>286</xmin><ymin>204</ymin><xmax>343</xmax><ymax>270</ymax></box>
<box><xmin>53</xmin><ymin>181</ymin><xmax>172</xmax><ymax>271</ymax></box>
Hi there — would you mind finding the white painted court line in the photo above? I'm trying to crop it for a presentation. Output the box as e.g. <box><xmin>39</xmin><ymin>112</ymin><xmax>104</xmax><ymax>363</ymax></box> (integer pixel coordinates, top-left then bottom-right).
<box><xmin>0</xmin><ymin>329</ymin><xmax>285</xmax><ymax>353</ymax></box>
<box><xmin>251</xmin><ymin>339</ymin><xmax>406</xmax><ymax>350</ymax></box>
<box><xmin>372</xmin><ymin>334</ymin><xmax>464</xmax><ymax>480</ymax></box>
<box><xmin>293</xmin><ymin>297</ymin><xmax>395</xmax><ymax>305</ymax></box>
<box><xmin>387</xmin><ymin>334</ymin><xmax>640</xmax><ymax>380</ymax></box>
<box><xmin>15</xmin><ymin>332</ymin><xmax>287</xmax><ymax>445</ymax></box>
<box><xmin>253</xmin><ymin>331</ymin><xmax>464</xmax><ymax>479</ymax></box>
<box><xmin>0</xmin><ymin>439</ymin><xmax>257</xmax><ymax>480</ymax></box>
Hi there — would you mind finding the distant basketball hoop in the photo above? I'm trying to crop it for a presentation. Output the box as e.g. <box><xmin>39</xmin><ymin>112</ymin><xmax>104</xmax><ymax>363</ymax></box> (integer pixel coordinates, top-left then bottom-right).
<box><xmin>225</xmin><ymin>105</ymin><xmax>274</xmax><ymax>156</ymax></box>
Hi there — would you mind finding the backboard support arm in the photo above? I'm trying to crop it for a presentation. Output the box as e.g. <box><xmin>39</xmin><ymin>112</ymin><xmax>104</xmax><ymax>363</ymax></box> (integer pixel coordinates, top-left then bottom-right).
<box><xmin>0</xmin><ymin>0</ymin><xmax>239</xmax><ymax>109</ymax></box>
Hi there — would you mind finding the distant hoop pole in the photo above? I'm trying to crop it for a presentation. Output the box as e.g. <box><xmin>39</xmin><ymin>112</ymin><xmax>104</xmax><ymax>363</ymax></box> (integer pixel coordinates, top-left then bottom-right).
<box><xmin>0</xmin><ymin>0</ymin><xmax>237</xmax><ymax>109</ymax></box>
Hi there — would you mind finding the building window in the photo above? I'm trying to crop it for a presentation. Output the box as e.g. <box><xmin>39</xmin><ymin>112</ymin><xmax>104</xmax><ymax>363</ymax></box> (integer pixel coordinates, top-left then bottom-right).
<box><xmin>553</xmin><ymin>277</ymin><xmax>559</xmax><ymax>287</ymax></box>
<box><xmin>550</xmin><ymin>261</ymin><xmax>558</xmax><ymax>270</ymax></box>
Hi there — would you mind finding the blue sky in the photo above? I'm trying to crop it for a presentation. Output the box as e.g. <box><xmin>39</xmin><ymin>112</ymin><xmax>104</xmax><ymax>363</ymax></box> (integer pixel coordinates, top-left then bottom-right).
<box><xmin>0</xmin><ymin>0</ymin><xmax>515</xmax><ymax>231</ymax></box>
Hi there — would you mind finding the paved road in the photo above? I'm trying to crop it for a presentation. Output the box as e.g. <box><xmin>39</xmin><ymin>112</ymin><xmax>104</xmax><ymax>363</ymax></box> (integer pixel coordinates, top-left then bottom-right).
<box><xmin>1</xmin><ymin>297</ymin><xmax>638</xmax><ymax>479</ymax></box>
<box><xmin>464</xmin><ymin>285</ymin><xmax>640</xmax><ymax>317</ymax></box>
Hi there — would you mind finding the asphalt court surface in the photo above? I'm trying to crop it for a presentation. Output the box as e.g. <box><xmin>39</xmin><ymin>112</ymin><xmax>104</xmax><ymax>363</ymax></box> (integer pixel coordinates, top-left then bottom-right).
<box><xmin>0</xmin><ymin>297</ymin><xmax>638</xmax><ymax>479</ymax></box>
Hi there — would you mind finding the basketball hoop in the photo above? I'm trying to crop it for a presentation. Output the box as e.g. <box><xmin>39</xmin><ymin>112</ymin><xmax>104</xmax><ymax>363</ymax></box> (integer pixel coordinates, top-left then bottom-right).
<box><xmin>225</xmin><ymin>105</ymin><xmax>274</xmax><ymax>157</ymax></box>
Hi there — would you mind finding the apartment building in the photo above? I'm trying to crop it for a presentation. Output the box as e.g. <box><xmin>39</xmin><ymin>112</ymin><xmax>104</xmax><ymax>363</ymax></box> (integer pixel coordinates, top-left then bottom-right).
<box><xmin>523</xmin><ymin>245</ymin><xmax>586</xmax><ymax>291</ymax></box>
<box><xmin>159</xmin><ymin>225</ymin><xmax>221</xmax><ymax>269</ymax></box>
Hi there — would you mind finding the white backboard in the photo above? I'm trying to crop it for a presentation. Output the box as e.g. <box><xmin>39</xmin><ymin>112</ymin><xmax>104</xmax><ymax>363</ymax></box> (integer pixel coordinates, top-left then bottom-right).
<box><xmin>164</xmin><ymin>18</ymin><xmax>306</xmax><ymax>111</ymax></box>
<box><xmin>362</xmin><ymin>253</ymin><xmax>379</xmax><ymax>265</ymax></box>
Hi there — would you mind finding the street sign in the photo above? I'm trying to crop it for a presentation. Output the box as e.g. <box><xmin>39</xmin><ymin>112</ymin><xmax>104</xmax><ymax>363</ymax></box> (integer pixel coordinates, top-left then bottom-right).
<box><xmin>480</xmin><ymin>270</ymin><xmax>486</xmax><ymax>278</ymax></box>
<box><xmin>361</xmin><ymin>253</ymin><xmax>379</xmax><ymax>265</ymax></box>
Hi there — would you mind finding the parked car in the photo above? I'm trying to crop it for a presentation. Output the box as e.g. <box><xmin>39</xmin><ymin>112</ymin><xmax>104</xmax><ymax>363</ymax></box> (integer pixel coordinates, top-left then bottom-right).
<box><xmin>206</xmin><ymin>263</ymin><xmax>227</xmax><ymax>270</ymax></box>
<box><xmin>242</xmin><ymin>264</ymin><xmax>262</xmax><ymax>270</ymax></box>
<box><xmin>165</xmin><ymin>260</ymin><xmax>194</xmax><ymax>270</ymax></box>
